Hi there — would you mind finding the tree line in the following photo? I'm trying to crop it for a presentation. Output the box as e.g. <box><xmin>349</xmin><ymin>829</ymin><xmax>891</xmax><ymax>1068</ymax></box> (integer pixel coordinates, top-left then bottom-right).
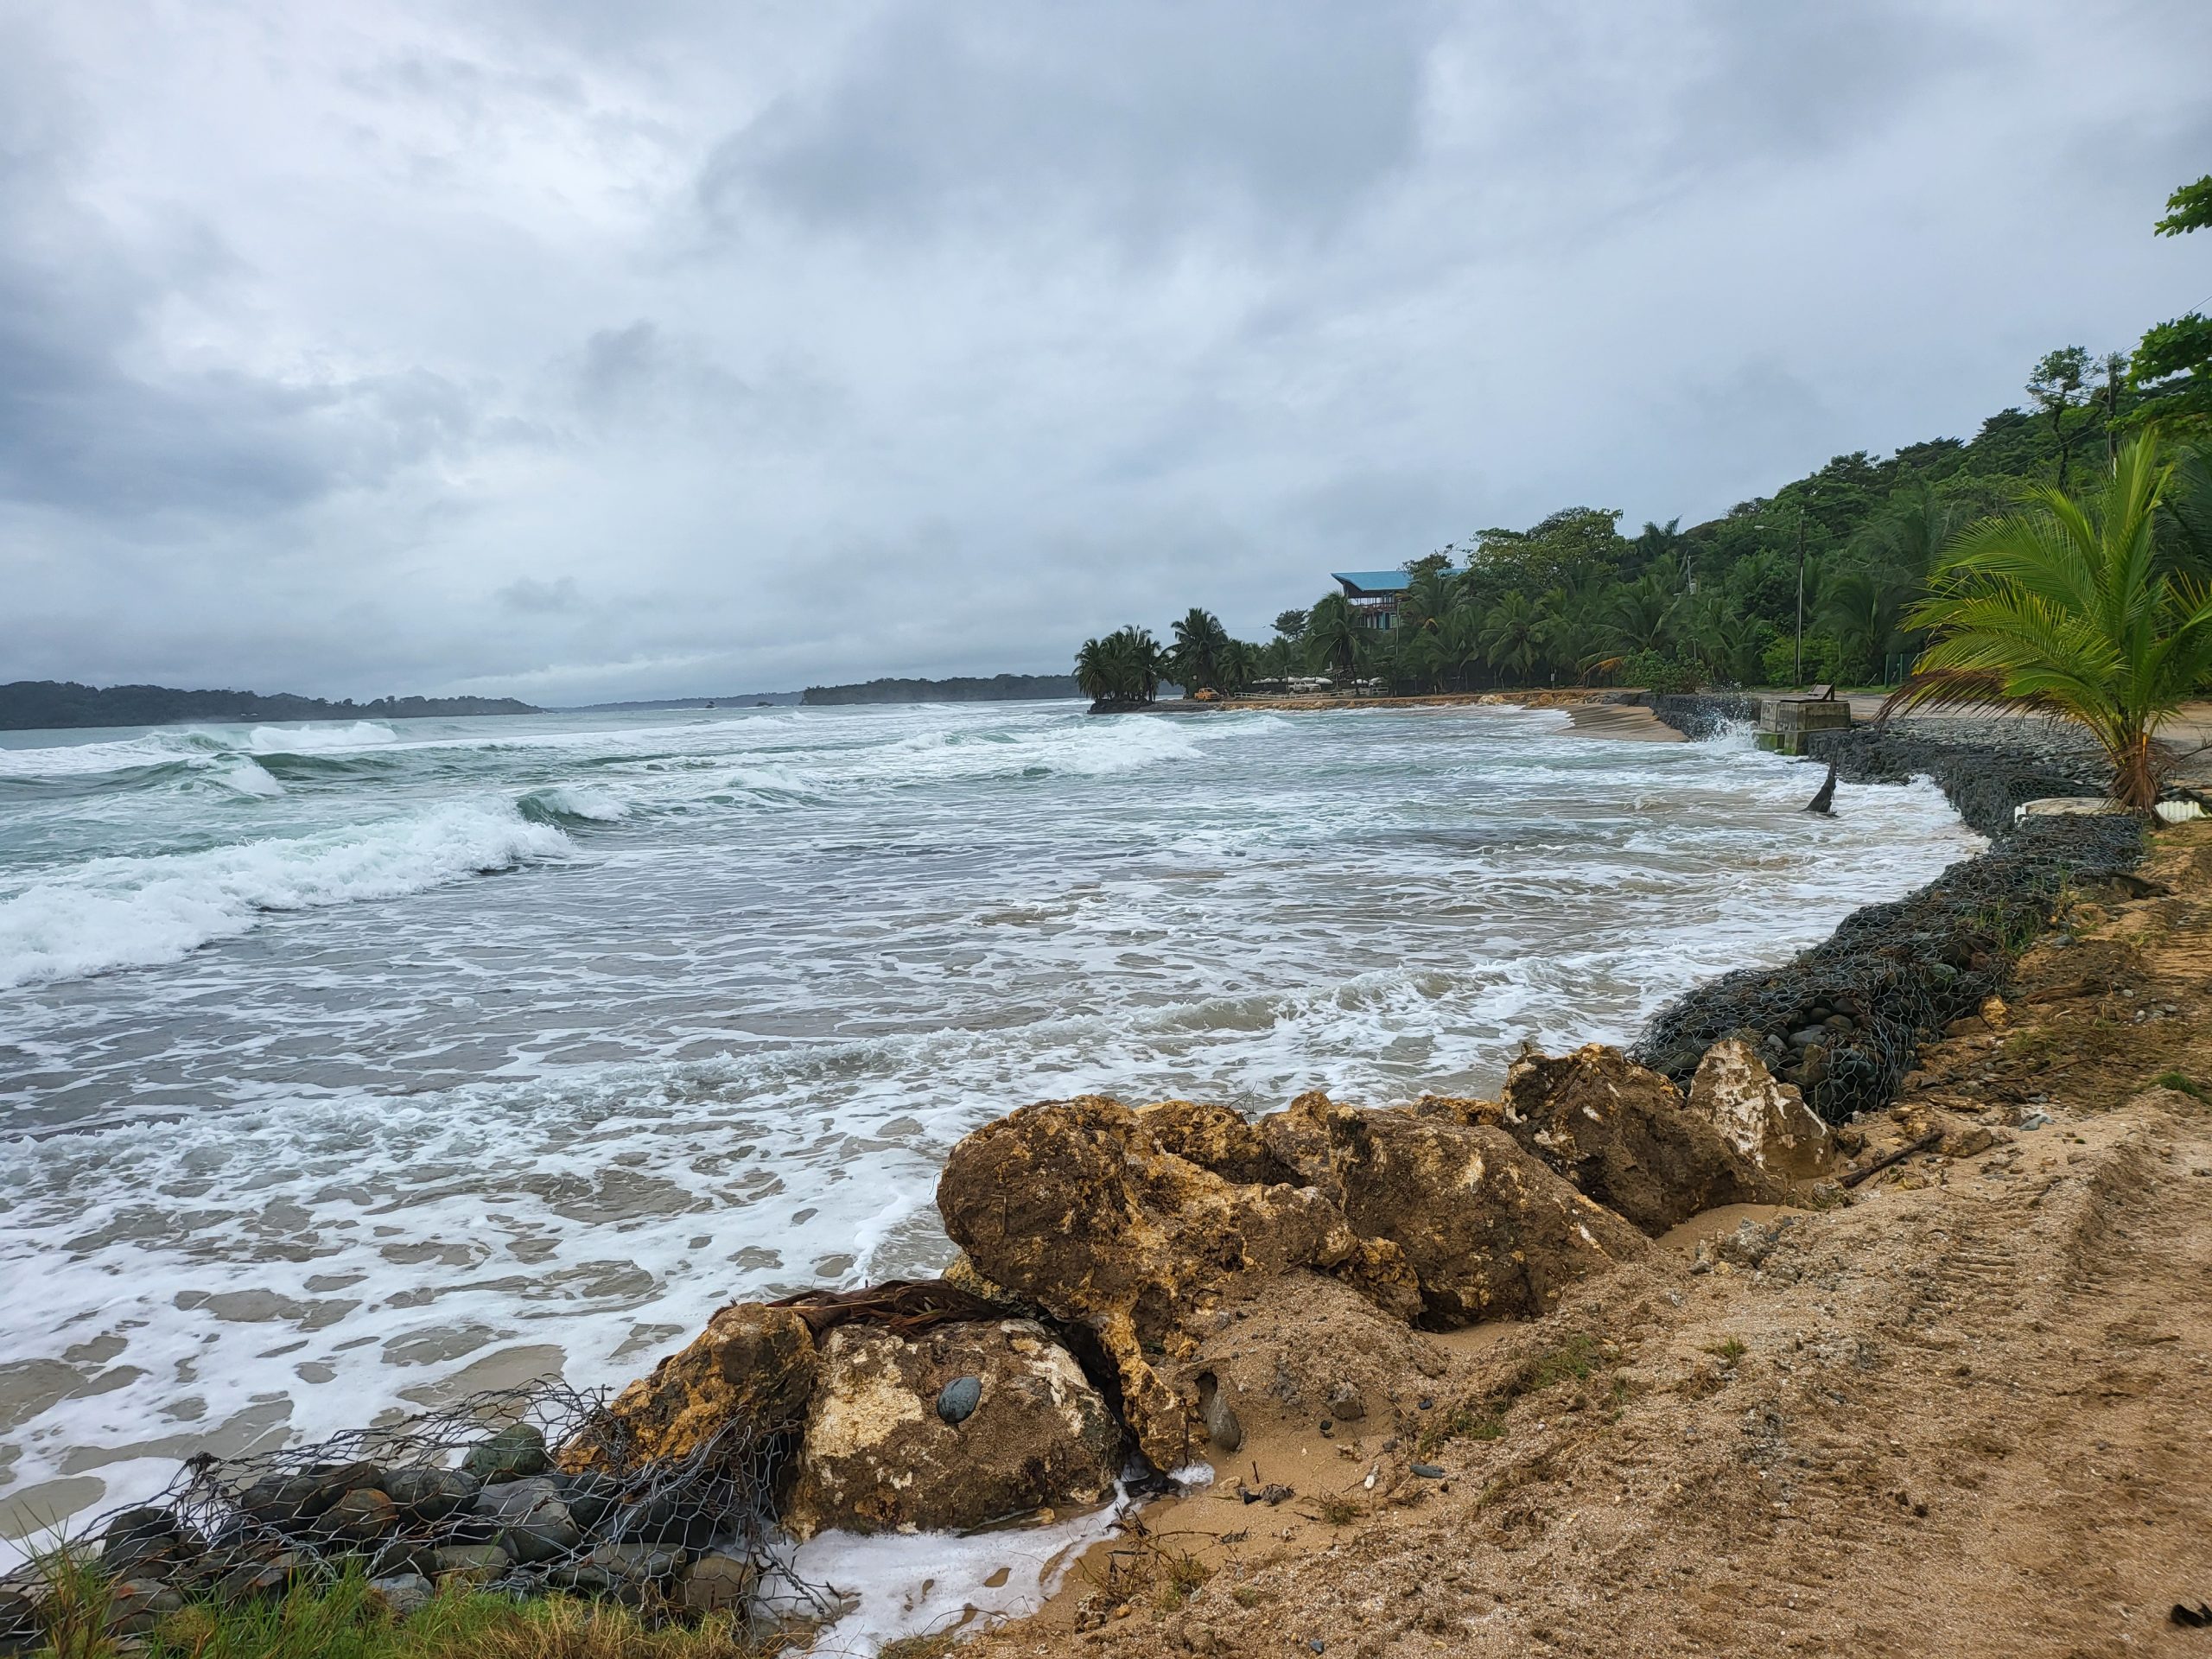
<box><xmin>1077</xmin><ymin>173</ymin><xmax>2212</xmax><ymax>723</ymax></box>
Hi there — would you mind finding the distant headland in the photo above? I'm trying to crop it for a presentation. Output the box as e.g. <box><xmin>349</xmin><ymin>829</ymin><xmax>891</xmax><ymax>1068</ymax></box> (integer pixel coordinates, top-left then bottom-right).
<box><xmin>0</xmin><ymin>680</ymin><xmax>541</xmax><ymax>732</ymax></box>
<box><xmin>801</xmin><ymin>673</ymin><xmax>1079</xmax><ymax>706</ymax></box>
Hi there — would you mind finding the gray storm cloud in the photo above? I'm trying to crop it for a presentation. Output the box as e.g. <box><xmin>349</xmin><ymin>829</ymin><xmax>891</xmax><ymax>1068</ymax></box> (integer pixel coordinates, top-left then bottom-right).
<box><xmin>0</xmin><ymin>0</ymin><xmax>2206</xmax><ymax>702</ymax></box>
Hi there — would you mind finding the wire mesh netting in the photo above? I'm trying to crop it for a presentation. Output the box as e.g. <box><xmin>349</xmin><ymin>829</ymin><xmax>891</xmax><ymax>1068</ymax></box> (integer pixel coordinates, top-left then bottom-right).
<box><xmin>1633</xmin><ymin>813</ymin><xmax>2146</xmax><ymax>1123</ymax></box>
<box><xmin>69</xmin><ymin>1380</ymin><xmax>836</xmax><ymax>1622</ymax></box>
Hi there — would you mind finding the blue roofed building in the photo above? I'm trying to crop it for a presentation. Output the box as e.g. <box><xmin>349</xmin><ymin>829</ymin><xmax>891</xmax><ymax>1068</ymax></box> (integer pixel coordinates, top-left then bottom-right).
<box><xmin>1331</xmin><ymin>569</ymin><xmax>1459</xmax><ymax>633</ymax></box>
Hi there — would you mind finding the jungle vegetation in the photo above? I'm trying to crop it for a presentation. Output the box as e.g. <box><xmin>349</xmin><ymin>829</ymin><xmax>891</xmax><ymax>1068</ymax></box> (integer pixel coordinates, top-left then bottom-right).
<box><xmin>1076</xmin><ymin>173</ymin><xmax>2212</xmax><ymax>715</ymax></box>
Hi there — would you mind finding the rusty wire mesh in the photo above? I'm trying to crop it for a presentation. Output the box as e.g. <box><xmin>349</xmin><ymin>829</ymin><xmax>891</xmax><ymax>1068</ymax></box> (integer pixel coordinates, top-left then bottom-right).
<box><xmin>74</xmin><ymin>1380</ymin><xmax>835</xmax><ymax>1620</ymax></box>
<box><xmin>1632</xmin><ymin>813</ymin><xmax>2145</xmax><ymax>1123</ymax></box>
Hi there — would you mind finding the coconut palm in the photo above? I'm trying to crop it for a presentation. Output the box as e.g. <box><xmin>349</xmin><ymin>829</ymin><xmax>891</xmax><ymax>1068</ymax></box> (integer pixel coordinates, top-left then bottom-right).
<box><xmin>1819</xmin><ymin>565</ymin><xmax>1915</xmax><ymax>683</ymax></box>
<box><xmin>1481</xmin><ymin>590</ymin><xmax>1542</xmax><ymax>682</ymax></box>
<box><xmin>1170</xmin><ymin>607</ymin><xmax>1230</xmax><ymax>694</ymax></box>
<box><xmin>1887</xmin><ymin>435</ymin><xmax>2212</xmax><ymax>808</ymax></box>
<box><xmin>1304</xmin><ymin>593</ymin><xmax>1361</xmax><ymax>680</ymax></box>
<box><xmin>1074</xmin><ymin>637</ymin><xmax>1115</xmax><ymax>704</ymax></box>
<box><xmin>1217</xmin><ymin>638</ymin><xmax>1258</xmax><ymax>695</ymax></box>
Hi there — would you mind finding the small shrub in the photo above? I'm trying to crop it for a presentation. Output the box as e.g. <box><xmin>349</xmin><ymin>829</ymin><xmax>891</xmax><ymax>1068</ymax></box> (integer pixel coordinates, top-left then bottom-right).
<box><xmin>2152</xmin><ymin>1070</ymin><xmax>2211</xmax><ymax>1104</ymax></box>
<box><xmin>1704</xmin><ymin>1338</ymin><xmax>1747</xmax><ymax>1365</ymax></box>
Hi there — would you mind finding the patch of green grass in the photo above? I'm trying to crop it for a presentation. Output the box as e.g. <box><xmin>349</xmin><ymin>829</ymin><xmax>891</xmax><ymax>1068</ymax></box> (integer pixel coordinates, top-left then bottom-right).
<box><xmin>2152</xmin><ymin>1070</ymin><xmax>2212</xmax><ymax>1104</ymax></box>
<box><xmin>1147</xmin><ymin>1549</ymin><xmax>1212</xmax><ymax>1612</ymax></box>
<box><xmin>15</xmin><ymin>1559</ymin><xmax>781</xmax><ymax>1659</ymax></box>
<box><xmin>1703</xmin><ymin>1338</ymin><xmax>1747</xmax><ymax>1366</ymax></box>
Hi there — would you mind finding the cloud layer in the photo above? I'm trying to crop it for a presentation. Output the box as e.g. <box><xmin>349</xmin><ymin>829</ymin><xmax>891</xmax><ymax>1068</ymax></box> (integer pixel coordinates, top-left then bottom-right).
<box><xmin>3</xmin><ymin>0</ymin><xmax>2207</xmax><ymax>702</ymax></box>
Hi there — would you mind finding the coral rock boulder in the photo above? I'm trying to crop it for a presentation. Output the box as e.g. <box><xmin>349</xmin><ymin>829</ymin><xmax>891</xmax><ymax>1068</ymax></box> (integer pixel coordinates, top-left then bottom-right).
<box><xmin>568</xmin><ymin>1303</ymin><xmax>817</xmax><ymax>1471</ymax></box>
<box><xmin>782</xmin><ymin>1319</ymin><xmax>1122</xmax><ymax>1540</ymax></box>
<box><xmin>1319</xmin><ymin>1102</ymin><xmax>1648</xmax><ymax>1325</ymax></box>
<box><xmin>935</xmin><ymin>1095</ymin><xmax>1374</xmax><ymax>1471</ymax></box>
<box><xmin>1501</xmin><ymin>1043</ymin><xmax>1783</xmax><ymax>1233</ymax></box>
<box><xmin>1687</xmin><ymin>1039</ymin><xmax>1838</xmax><ymax>1179</ymax></box>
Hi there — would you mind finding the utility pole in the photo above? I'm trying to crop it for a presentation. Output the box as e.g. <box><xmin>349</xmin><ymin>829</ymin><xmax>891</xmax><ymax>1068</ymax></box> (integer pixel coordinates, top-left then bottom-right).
<box><xmin>1795</xmin><ymin>502</ymin><xmax>1807</xmax><ymax>687</ymax></box>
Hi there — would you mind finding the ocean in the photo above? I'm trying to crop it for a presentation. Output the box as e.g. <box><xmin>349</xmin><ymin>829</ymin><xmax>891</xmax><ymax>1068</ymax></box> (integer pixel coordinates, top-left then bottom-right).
<box><xmin>0</xmin><ymin>699</ymin><xmax>1981</xmax><ymax>1549</ymax></box>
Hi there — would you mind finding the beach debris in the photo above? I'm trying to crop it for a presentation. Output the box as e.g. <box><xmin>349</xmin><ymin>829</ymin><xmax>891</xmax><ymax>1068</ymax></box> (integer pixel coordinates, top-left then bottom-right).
<box><xmin>782</xmin><ymin>1319</ymin><xmax>1121</xmax><ymax>1541</ymax></box>
<box><xmin>1409</xmin><ymin>1463</ymin><xmax>1447</xmax><ymax>1479</ymax></box>
<box><xmin>1804</xmin><ymin>760</ymin><xmax>1838</xmax><ymax>814</ymax></box>
<box><xmin>1499</xmin><ymin>1044</ymin><xmax>1786</xmax><ymax>1231</ymax></box>
<box><xmin>1688</xmin><ymin>1038</ymin><xmax>1838</xmax><ymax>1179</ymax></box>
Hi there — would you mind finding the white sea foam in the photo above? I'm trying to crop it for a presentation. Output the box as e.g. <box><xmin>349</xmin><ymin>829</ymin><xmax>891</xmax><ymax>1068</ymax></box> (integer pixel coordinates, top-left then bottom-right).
<box><xmin>0</xmin><ymin>699</ymin><xmax>1991</xmax><ymax>1582</ymax></box>
<box><xmin>0</xmin><ymin>801</ymin><xmax>569</xmax><ymax>988</ymax></box>
<box><xmin>783</xmin><ymin>1498</ymin><xmax>1128</xmax><ymax>1654</ymax></box>
<box><xmin>207</xmin><ymin>757</ymin><xmax>285</xmax><ymax>797</ymax></box>
<box><xmin>245</xmin><ymin>721</ymin><xmax>397</xmax><ymax>754</ymax></box>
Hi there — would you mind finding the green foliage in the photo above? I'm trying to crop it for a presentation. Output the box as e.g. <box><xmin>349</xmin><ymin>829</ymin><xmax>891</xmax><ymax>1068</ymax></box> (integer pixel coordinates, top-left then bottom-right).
<box><xmin>1892</xmin><ymin>436</ymin><xmax>2212</xmax><ymax>807</ymax></box>
<box><xmin>2155</xmin><ymin>174</ymin><xmax>2212</xmax><ymax>237</ymax></box>
<box><xmin>1618</xmin><ymin>650</ymin><xmax>1701</xmax><ymax>694</ymax></box>
<box><xmin>1074</xmin><ymin>626</ymin><xmax>1166</xmax><ymax>704</ymax></box>
<box><xmin>1168</xmin><ymin>607</ymin><xmax>1230</xmax><ymax>694</ymax></box>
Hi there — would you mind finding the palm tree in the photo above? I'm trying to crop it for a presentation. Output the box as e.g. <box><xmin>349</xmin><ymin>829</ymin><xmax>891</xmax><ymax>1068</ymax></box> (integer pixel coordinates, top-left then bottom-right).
<box><xmin>1170</xmin><ymin>607</ymin><xmax>1230</xmax><ymax>694</ymax></box>
<box><xmin>1481</xmin><ymin>591</ymin><xmax>1542</xmax><ymax>683</ymax></box>
<box><xmin>1818</xmin><ymin>566</ymin><xmax>1914</xmax><ymax>683</ymax></box>
<box><xmin>1217</xmin><ymin>638</ymin><xmax>1258</xmax><ymax>695</ymax></box>
<box><xmin>1304</xmin><ymin>593</ymin><xmax>1361</xmax><ymax>681</ymax></box>
<box><xmin>1092</xmin><ymin>626</ymin><xmax>1165</xmax><ymax>704</ymax></box>
<box><xmin>1888</xmin><ymin>435</ymin><xmax>2212</xmax><ymax>808</ymax></box>
<box><xmin>1074</xmin><ymin>637</ymin><xmax>1114</xmax><ymax>704</ymax></box>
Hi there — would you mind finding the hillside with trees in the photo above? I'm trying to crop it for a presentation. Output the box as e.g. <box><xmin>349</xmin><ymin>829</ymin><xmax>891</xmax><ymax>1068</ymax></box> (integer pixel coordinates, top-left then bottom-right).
<box><xmin>0</xmin><ymin>682</ymin><xmax>538</xmax><ymax>731</ymax></box>
<box><xmin>1078</xmin><ymin>174</ymin><xmax>2212</xmax><ymax>713</ymax></box>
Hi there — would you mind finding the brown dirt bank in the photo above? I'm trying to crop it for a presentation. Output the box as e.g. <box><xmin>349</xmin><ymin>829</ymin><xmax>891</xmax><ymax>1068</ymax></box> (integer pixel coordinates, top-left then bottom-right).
<box><xmin>965</xmin><ymin>820</ymin><xmax>2212</xmax><ymax>1659</ymax></box>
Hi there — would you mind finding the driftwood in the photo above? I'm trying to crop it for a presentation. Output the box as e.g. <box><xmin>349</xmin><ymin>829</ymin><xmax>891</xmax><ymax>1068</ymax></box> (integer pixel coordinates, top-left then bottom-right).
<box><xmin>1804</xmin><ymin>760</ymin><xmax>1838</xmax><ymax>815</ymax></box>
<box><xmin>1840</xmin><ymin>1130</ymin><xmax>1942</xmax><ymax>1189</ymax></box>
<box><xmin>767</xmin><ymin>1277</ymin><xmax>1007</xmax><ymax>1340</ymax></box>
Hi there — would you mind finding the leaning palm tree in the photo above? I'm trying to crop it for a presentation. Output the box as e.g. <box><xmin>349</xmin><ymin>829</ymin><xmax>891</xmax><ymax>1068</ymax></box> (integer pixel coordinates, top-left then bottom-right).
<box><xmin>1886</xmin><ymin>435</ymin><xmax>2212</xmax><ymax>809</ymax></box>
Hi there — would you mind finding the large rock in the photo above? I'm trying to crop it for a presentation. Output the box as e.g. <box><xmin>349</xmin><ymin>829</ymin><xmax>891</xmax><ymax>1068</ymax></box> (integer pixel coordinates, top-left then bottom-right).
<box><xmin>782</xmin><ymin>1319</ymin><xmax>1122</xmax><ymax>1540</ymax></box>
<box><xmin>1499</xmin><ymin>1043</ymin><xmax>1783</xmax><ymax>1233</ymax></box>
<box><xmin>936</xmin><ymin>1096</ymin><xmax>1389</xmax><ymax>1471</ymax></box>
<box><xmin>567</xmin><ymin>1303</ymin><xmax>817</xmax><ymax>1471</ymax></box>
<box><xmin>1136</xmin><ymin>1099</ymin><xmax>1301</xmax><ymax>1187</ymax></box>
<box><xmin>1687</xmin><ymin>1039</ymin><xmax>1837</xmax><ymax>1179</ymax></box>
<box><xmin>1319</xmin><ymin>1102</ymin><xmax>1648</xmax><ymax>1325</ymax></box>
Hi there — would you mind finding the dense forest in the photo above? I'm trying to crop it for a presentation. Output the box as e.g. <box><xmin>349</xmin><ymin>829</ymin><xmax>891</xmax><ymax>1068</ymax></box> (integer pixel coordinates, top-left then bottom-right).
<box><xmin>801</xmin><ymin>673</ymin><xmax>1080</xmax><ymax>705</ymax></box>
<box><xmin>1079</xmin><ymin>176</ymin><xmax>2212</xmax><ymax>709</ymax></box>
<box><xmin>0</xmin><ymin>681</ymin><xmax>539</xmax><ymax>731</ymax></box>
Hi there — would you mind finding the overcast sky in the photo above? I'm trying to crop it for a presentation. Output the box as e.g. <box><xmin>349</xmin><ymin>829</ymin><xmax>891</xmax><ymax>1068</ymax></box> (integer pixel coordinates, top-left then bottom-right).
<box><xmin>3</xmin><ymin>2</ymin><xmax>2207</xmax><ymax>702</ymax></box>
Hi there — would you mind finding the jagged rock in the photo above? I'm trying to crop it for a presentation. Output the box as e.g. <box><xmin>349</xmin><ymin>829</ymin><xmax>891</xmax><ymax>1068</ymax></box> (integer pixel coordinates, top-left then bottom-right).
<box><xmin>462</xmin><ymin>1424</ymin><xmax>549</xmax><ymax>1484</ymax></box>
<box><xmin>1253</xmin><ymin>1090</ymin><xmax>1339</xmax><ymax>1189</ymax></box>
<box><xmin>1137</xmin><ymin>1099</ymin><xmax>1301</xmax><ymax>1186</ymax></box>
<box><xmin>936</xmin><ymin>1095</ymin><xmax>1389</xmax><ymax>1471</ymax></box>
<box><xmin>783</xmin><ymin>1319</ymin><xmax>1121</xmax><ymax>1540</ymax></box>
<box><xmin>1501</xmin><ymin>1043</ymin><xmax>1783</xmax><ymax>1232</ymax></box>
<box><xmin>1319</xmin><ymin>1103</ymin><xmax>1648</xmax><ymax>1324</ymax></box>
<box><xmin>568</xmin><ymin>1304</ymin><xmax>817</xmax><ymax>1472</ymax></box>
<box><xmin>1688</xmin><ymin>1039</ymin><xmax>1838</xmax><ymax>1179</ymax></box>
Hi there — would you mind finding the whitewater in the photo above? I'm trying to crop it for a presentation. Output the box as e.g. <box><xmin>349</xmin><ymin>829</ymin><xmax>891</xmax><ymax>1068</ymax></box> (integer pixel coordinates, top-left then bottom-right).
<box><xmin>0</xmin><ymin>699</ymin><xmax>1981</xmax><ymax>1568</ymax></box>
